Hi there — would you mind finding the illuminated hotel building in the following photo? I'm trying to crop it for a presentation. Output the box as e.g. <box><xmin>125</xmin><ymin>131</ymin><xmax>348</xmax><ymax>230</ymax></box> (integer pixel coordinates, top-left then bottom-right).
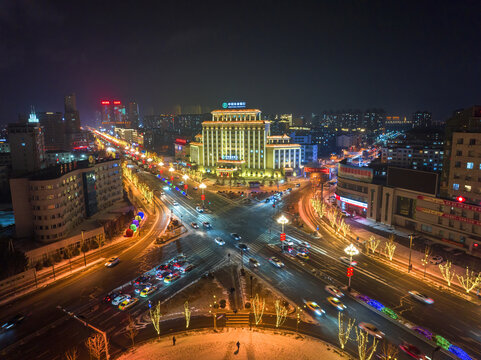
<box><xmin>101</xmin><ymin>100</ymin><xmax>130</xmax><ymax>128</ymax></box>
<box><xmin>189</xmin><ymin>105</ymin><xmax>301</xmax><ymax>177</ymax></box>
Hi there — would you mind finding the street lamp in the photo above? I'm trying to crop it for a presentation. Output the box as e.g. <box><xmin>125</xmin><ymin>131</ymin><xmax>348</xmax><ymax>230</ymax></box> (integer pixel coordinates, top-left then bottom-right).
<box><xmin>408</xmin><ymin>233</ymin><xmax>414</xmax><ymax>273</ymax></box>
<box><xmin>182</xmin><ymin>174</ymin><xmax>189</xmax><ymax>194</ymax></box>
<box><xmin>199</xmin><ymin>183</ymin><xmax>207</xmax><ymax>208</ymax></box>
<box><xmin>169</xmin><ymin>167</ymin><xmax>175</xmax><ymax>182</ymax></box>
<box><xmin>344</xmin><ymin>244</ymin><xmax>359</xmax><ymax>290</ymax></box>
<box><xmin>158</xmin><ymin>161</ymin><xmax>164</xmax><ymax>175</ymax></box>
<box><xmin>277</xmin><ymin>215</ymin><xmax>289</xmax><ymax>246</ymax></box>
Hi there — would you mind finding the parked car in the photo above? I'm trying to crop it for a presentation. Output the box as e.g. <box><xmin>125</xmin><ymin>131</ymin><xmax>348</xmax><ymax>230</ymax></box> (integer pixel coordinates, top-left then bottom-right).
<box><xmin>428</xmin><ymin>255</ymin><xmax>444</xmax><ymax>264</ymax></box>
<box><xmin>118</xmin><ymin>297</ymin><xmax>139</xmax><ymax>311</ymax></box>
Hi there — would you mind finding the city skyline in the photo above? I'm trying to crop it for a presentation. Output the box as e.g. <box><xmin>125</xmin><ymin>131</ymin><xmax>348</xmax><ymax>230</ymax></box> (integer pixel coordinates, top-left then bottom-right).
<box><xmin>1</xmin><ymin>1</ymin><xmax>479</xmax><ymax>124</ymax></box>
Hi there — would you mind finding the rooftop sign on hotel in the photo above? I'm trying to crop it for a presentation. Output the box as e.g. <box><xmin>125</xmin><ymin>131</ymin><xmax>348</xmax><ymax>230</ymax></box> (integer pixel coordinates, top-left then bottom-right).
<box><xmin>222</xmin><ymin>101</ymin><xmax>246</xmax><ymax>109</ymax></box>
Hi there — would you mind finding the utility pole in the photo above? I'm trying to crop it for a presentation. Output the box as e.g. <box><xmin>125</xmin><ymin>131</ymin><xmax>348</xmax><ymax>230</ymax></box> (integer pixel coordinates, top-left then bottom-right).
<box><xmin>408</xmin><ymin>234</ymin><xmax>414</xmax><ymax>273</ymax></box>
<box><xmin>57</xmin><ymin>305</ymin><xmax>110</xmax><ymax>359</ymax></box>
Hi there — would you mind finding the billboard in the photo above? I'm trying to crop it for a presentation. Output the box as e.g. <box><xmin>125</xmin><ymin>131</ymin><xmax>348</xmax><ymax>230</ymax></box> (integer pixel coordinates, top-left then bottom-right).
<box><xmin>387</xmin><ymin>167</ymin><xmax>438</xmax><ymax>195</ymax></box>
<box><xmin>338</xmin><ymin>163</ymin><xmax>373</xmax><ymax>183</ymax></box>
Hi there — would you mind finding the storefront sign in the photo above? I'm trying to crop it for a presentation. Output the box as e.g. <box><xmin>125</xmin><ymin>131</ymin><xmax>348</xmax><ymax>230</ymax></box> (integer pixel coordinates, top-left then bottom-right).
<box><xmin>338</xmin><ymin>163</ymin><xmax>373</xmax><ymax>183</ymax></box>
<box><xmin>335</xmin><ymin>194</ymin><xmax>368</xmax><ymax>209</ymax></box>
<box><xmin>417</xmin><ymin>195</ymin><xmax>481</xmax><ymax>213</ymax></box>
<box><xmin>304</xmin><ymin>167</ymin><xmax>329</xmax><ymax>174</ymax></box>
<box><xmin>416</xmin><ymin>206</ymin><xmax>481</xmax><ymax>226</ymax></box>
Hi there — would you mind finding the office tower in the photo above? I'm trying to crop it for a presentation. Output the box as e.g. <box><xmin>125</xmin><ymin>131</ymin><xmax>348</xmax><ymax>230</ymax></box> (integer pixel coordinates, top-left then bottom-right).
<box><xmin>37</xmin><ymin>112</ymin><xmax>66</xmax><ymax>151</ymax></box>
<box><xmin>64</xmin><ymin>93</ymin><xmax>81</xmax><ymax>134</ymax></box>
<box><xmin>412</xmin><ymin>111</ymin><xmax>432</xmax><ymax>128</ymax></box>
<box><xmin>189</xmin><ymin>104</ymin><xmax>301</xmax><ymax>177</ymax></box>
<box><xmin>128</xmin><ymin>102</ymin><xmax>140</xmax><ymax>129</ymax></box>
<box><xmin>8</xmin><ymin>108</ymin><xmax>46</xmax><ymax>175</ymax></box>
<box><xmin>101</xmin><ymin>100</ymin><xmax>130</xmax><ymax>128</ymax></box>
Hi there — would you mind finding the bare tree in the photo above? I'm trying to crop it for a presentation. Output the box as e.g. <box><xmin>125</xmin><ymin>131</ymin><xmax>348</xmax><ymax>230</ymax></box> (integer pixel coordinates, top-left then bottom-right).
<box><xmin>149</xmin><ymin>301</ymin><xmax>162</xmax><ymax>338</ymax></box>
<box><xmin>367</xmin><ymin>235</ymin><xmax>380</xmax><ymax>254</ymax></box>
<box><xmin>338</xmin><ymin>312</ymin><xmax>355</xmax><ymax>349</ymax></box>
<box><xmin>355</xmin><ymin>327</ymin><xmax>378</xmax><ymax>360</ymax></box>
<box><xmin>275</xmin><ymin>299</ymin><xmax>288</xmax><ymax>328</ymax></box>
<box><xmin>421</xmin><ymin>246</ymin><xmax>432</xmax><ymax>279</ymax></box>
<box><xmin>252</xmin><ymin>293</ymin><xmax>265</xmax><ymax>325</ymax></box>
<box><xmin>439</xmin><ymin>261</ymin><xmax>456</xmax><ymax>286</ymax></box>
<box><xmin>125</xmin><ymin>315</ymin><xmax>138</xmax><ymax>347</ymax></box>
<box><xmin>377</xmin><ymin>340</ymin><xmax>398</xmax><ymax>360</ymax></box>
<box><xmin>85</xmin><ymin>333</ymin><xmax>106</xmax><ymax>360</ymax></box>
<box><xmin>457</xmin><ymin>267</ymin><xmax>481</xmax><ymax>293</ymax></box>
<box><xmin>208</xmin><ymin>295</ymin><xmax>219</xmax><ymax>330</ymax></box>
<box><xmin>384</xmin><ymin>235</ymin><xmax>397</xmax><ymax>261</ymax></box>
<box><xmin>184</xmin><ymin>300</ymin><xmax>192</xmax><ymax>329</ymax></box>
<box><xmin>64</xmin><ymin>347</ymin><xmax>78</xmax><ymax>360</ymax></box>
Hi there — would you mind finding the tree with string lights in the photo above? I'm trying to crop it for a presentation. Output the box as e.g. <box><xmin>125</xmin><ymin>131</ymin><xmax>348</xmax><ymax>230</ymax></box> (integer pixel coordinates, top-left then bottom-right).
<box><xmin>275</xmin><ymin>300</ymin><xmax>288</xmax><ymax>328</ymax></box>
<box><xmin>184</xmin><ymin>300</ymin><xmax>192</xmax><ymax>328</ymax></box>
<box><xmin>85</xmin><ymin>333</ymin><xmax>107</xmax><ymax>360</ymax></box>
<box><xmin>149</xmin><ymin>301</ymin><xmax>162</xmax><ymax>338</ymax></box>
<box><xmin>337</xmin><ymin>312</ymin><xmax>355</xmax><ymax>349</ymax></box>
<box><xmin>384</xmin><ymin>234</ymin><xmax>397</xmax><ymax>261</ymax></box>
<box><xmin>252</xmin><ymin>294</ymin><xmax>265</xmax><ymax>325</ymax></box>
<box><xmin>355</xmin><ymin>327</ymin><xmax>378</xmax><ymax>360</ymax></box>
<box><xmin>457</xmin><ymin>267</ymin><xmax>481</xmax><ymax>293</ymax></box>
<box><xmin>439</xmin><ymin>261</ymin><xmax>456</xmax><ymax>286</ymax></box>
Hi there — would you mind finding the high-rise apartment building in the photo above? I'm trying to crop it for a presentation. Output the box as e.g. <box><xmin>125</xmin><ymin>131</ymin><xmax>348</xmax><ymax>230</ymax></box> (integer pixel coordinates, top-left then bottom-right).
<box><xmin>64</xmin><ymin>93</ymin><xmax>81</xmax><ymax>135</ymax></box>
<box><xmin>412</xmin><ymin>111</ymin><xmax>432</xmax><ymax>128</ymax></box>
<box><xmin>8</xmin><ymin>110</ymin><xmax>46</xmax><ymax>175</ymax></box>
<box><xmin>189</xmin><ymin>105</ymin><xmax>301</xmax><ymax>177</ymax></box>
<box><xmin>38</xmin><ymin>112</ymin><xmax>66</xmax><ymax>151</ymax></box>
<box><xmin>127</xmin><ymin>102</ymin><xmax>140</xmax><ymax>129</ymax></box>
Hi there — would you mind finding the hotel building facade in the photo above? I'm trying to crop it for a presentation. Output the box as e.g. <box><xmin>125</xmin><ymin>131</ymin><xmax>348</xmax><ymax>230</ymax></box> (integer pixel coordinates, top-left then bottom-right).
<box><xmin>189</xmin><ymin>107</ymin><xmax>301</xmax><ymax>177</ymax></box>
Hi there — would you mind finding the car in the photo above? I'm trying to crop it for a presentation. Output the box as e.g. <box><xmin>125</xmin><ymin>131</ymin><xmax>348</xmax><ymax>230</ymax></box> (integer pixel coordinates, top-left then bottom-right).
<box><xmin>134</xmin><ymin>282</ymin><xmax>151</xmax><ymax>294</ymax></box>
<box><xmin>303</xmin><ymin>300</ymin><xmax>325</xmax><ymax>316</ymax></box>
<box><xmin>215</xmin><ymin>237</ymin><xmax>225</xmax><ymax>245</ymax></box>
<box><xmin>297</xmin><ymin>252</ymin><xmax>309</xmax><ymax>260</ymax></box>
<box><xmin>105</xmin><ymin>257</ymin><xmax>120</xmax><ymax>267</ymax></box>
<box><xmin>339</xmin><ymin>256</ymin><xmax>357</xmax><ymax>266</ymax></box>
<box><xmin>196</xmin><ymin>206</ymin><xmax>204</xmax><ymax>213</ymax></box>
<box><xmin>428</xmin><ymin>255</ymin><xmax>444</xmax><ymax>264</ymax></box>
<box><xmin>408</xmin><ymin>290</ymin><xmax>434</xmax><ymax>304</ymax></box>
<box><xmin>249</xmin><ymin>258</ymin><xmax>260</xmax><ymax>267</ymax></box>
<box><xmin>180</xmin><ymin>264</ymin><xmax>194</xmax><ymax>273</ymax></box>
<box><xmin>300</xmin><ymin>241</ymin><xmax>311</xmax><ymax>248</ymax></box>
<box><xmin>341</xmin><ymin>211</ymin><xmax>352</xmax><ymax>217</ymax></box>
<box><xmin>203</xmin><ymin>222</ymin><xmax>212</xmax><ymax>229</ymax></box>
<box><xmin>358</xmin><ymin>322</ymin><xmax>384</xmax><ymax>339</ymax></box>
<box><xmin>172</xmin><ymin>254</ymin><xmax>186</xmax><ymax>262</ymax></box>
<box><xmin>1</xmin><ymin>314</ymin><xmax>25</xmax><ymax>331</ymax></box>
<box><xmin>103</xmin><ymin>291</ymin><xmax>121</xmax><ymax>303</ymax></box>
<box><xmin>118</xmin><ymin>297</ymin><xmax>139</xmax><ymax>311</ymax></box>
<box><xmin>269</xmin><ymin>257</ymin><xmax>284</xmax><ymax>268</ymax></box>
<box><xmin>191</xmin><ymin>222</ymin><xmax>199</xmax><ymax>229</ymax></box>
<box><xmin>171</xmin><ymin>260</ymin><xmax>186</xmax><ymax>269</ymax></box>
<box><xmin>164</xmin><ymin>272</ymin><xmax>181</xmax><ymax>283</ymax></box>
<box><xmin>325</xmin><ymin>285</ymin><xmax>344</xmax><ymax>298</ymax></box>
<box><xmin>295</xmin><ymin>183</ymin><xmax>301</xmax><ymax>187</ymax></box>
<box><xmin>178</xmin><ymin>181</ymin><xmax>184</xmax><ymax>186</ymax></box>
<box><xmin>140</xmin><ymin>286</ymin><xmax>157</xmax><ymax>297</ymax></box>
<box><xmin>157</xmin><ymin>264</ymin><xmax>169</xmax><ymax>271</ymax></box>
<box><xmin>399</xmin><ymin>342</ymin><xmax>426</xmax><ymax>360</ymax></box>
<box><xmin>231</xmin><ymin>233</ymin><xmax>241</xmax><ymax>240</ymax></box>
<box><xmin>112</xmin><ymin>294</ymin><xmax>131</xmax><ymax>306</ymax></box>
<box><xmin>134</xmin><ymin>275</ymin><xmax>149</xmax><ymax>285</ymax></box>
<box><xmin>238</xmin><ymin>243</ymin><xmax>249</xmax><ymax>251</ymax></box>
<box><xmin>297</xmin><ymin>247</ymin><xmax>309</xmax><ymax>254</ymax></box>
<box><xmin>156</xmin><ymin>272</ymin><xmax>167</xmax><ymax>280</ymax></box>
<box><xmin>193</xmin><ymin>187</ymin><xmax>198</xmax><ymax>190</ymax></box>
<box><xmin>327</xmin><ymin>296</ymin><xmax>346</xmax><ymax>310</ymax></box>
<box><xmin>172</xmin><ymin>201</ymin><xmax>179</xmax><ymax>206</ymax></box>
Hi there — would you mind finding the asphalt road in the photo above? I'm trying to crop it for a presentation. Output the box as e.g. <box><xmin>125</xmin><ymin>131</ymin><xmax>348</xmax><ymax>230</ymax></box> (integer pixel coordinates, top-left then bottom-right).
<box><xmin>0</xmin><ymin>172</ymin><xmax>476</xmax><ymax>360</ymax></box>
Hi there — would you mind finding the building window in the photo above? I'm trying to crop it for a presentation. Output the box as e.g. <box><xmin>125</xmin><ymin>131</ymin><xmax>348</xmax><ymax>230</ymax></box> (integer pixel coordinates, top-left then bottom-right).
<box><xmin>457</xmin><ymin>138</ymin><xmax>464</xmax><ymax>145</ymax></box>
<box><xmin>465</xmin><ymin>185</ymin><xmax>472</xmax><ymax>192</ymax></box>
<box><xmin>453</xmin><ymin>183</ymin><xmax>459</xmax><ymax>190</ymax></box>
<box><xmin>467</xmin><ymin>162</ymin><xmax>474</xmax><ymax>169</ymax></box>
<box><xmin>454</xmin><ymin>162</ymin><xmax>461</xmax><ymax>168</ymax></box>
<box><xmin>469</xmin><ymin>139</ymin><xmax>476</xmax><ymax>145</ymax></box>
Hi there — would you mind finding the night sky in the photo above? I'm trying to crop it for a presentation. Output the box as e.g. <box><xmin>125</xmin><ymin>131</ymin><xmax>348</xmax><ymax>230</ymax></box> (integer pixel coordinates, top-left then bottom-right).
<box><xmin>0</xmin><ymin>0</ymin><xmax>479</xmax><ymax>125</ymax></box>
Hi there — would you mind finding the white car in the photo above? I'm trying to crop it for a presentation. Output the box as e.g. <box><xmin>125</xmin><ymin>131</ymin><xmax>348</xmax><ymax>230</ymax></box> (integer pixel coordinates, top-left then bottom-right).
<box><xmin>358</xmin><ymin>322</ymin><xmax>384</xmax><ymax>339</ymax></box>
<box><xmin>303</xmin><ymin>300</ymin><xmax>325</xmax><ymax>316</ymax></box>
<box><xmin>325</xmin><ymin>285</ymin><xmax>344</xmax><ymax>298</ymax></box>
<box><xmin>215</xmin><ymin>237</ymin><xmax>225</xmax><ymax>245</ymax></box>
<box><xmin>408</xmin><ymin>290</ymin><xmax>434</xmax><ymax>304</ymax></box>
<box><xmin>172</xmin><ymin>201</ymin><xmax>179</xmax><ymax>206</ymax></box>
<box><xmin>300</xmin><ymin>241</ymin><xmax>311</xmax><ymax>248</ymax></box>
<box><xmin>340</xmin><ymin>256</ymin><xmax>357</xmax><ymax>266</ymax></box>
<box><xmin>269</xmin><ymin>257</ymin><xmax>284</xmax><ymax>268</ymax></box>
<box><xmin>105</xmin><ymin>257</ymin><xmax>120</xmax><ymax>267</ymax></box>
<box><xmin>196</xmin><ymin>206</ymin><xmax>204</xmax><ymax>213</ymax></box>
<box><xmin>231</xmin><ymin>233</ymin><xmax>241</xmax><ymax>241</ymax></box>
<box><xmin>112</xmin><ymin>294</ymin><xmax>131</xmax><ymax>306</ymax></box>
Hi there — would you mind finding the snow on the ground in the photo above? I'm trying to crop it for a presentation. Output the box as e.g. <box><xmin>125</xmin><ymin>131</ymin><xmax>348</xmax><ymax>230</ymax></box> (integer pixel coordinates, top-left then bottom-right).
<box><xmin>118</xmin><ymin>328</ymin><xmax>349</xmax><ymax>360</ymax></box>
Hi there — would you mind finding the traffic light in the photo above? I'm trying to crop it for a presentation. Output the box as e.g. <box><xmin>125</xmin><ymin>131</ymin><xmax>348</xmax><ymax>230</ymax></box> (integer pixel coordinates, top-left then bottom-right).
<box><xmin>347</xmin><ymin>266</ymin><xmax>354</xmax><ymax>277</ymax></box>
<box><xmin>280</xmin><ymin>233</ymin><xmax>286</xmax><ymax>242</ymax></box>
<box><xmin>201</xmin><ymin>194</ymin><xmax>205</xmax><ymax>201</ymax></box>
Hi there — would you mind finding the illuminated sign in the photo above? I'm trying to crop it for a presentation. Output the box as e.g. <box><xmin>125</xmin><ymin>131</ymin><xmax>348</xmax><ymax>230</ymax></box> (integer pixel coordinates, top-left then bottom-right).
<box><xmin>113</xmin><ymin>101</ymin><xmax>121</xmax><ymax>105</ymax></box>
<box><xmin>335</xmin><ymin>194</ymin><xmax>368</xmax><ymax>209</ymax></box>
<box><xmin>222</xmin><ymin>101</ymin><xmax>246</xmax><ymax>109</ymax></box>
<box><xmin>304</xmin><ymin>167</ymin><xmax>329</xmax><ymax>174</ymax></box>
<box><xmin>101</xmin><ymin>100</ymin><xmax>110</xmax><ymax>105</ymax></box>
<box><xmin>417</xmin><ymin>206</ymin><xmax>481</xmax><ymax>226</ymax></box>
<box><xmin>221</xmin><ymin>155</ymin><xmax>239</xmax><ymax>161</ymax></box>
<box><xmin>338</xmin><ymin>163</ymin><xmax>373</xmax><ymax>183</ymax></box>
<box><xmin>417</xmin><ymin>195</ymin><xmax>481</xmax><ymax>213</ymax></box>
<box><xmin>175</xmin><ymin>138</ymin><xmax>187</xmax><ymax>145</ymax></box>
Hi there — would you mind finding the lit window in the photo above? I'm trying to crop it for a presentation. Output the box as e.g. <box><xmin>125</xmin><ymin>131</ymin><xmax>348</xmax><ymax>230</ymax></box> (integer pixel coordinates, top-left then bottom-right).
<box><xmin>453</xmin><ymin>183</ymin><xmax>460</xmax><ymax>190</ymax></box>
<box><xmin>465</xmin><ymin>185</ymin><xmax>472</xmax><ymax>192</ymax></box>
<box><xmin>467</xmin><ymin>162</ymin><xmax>474</xmax><ymax>169</ymax></box>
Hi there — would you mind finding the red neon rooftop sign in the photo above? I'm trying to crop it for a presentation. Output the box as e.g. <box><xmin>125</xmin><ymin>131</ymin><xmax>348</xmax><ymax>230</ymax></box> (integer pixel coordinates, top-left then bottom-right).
<box><xmin>113</xmin><ymin>100</ymin><xmax>121</xmax><ymax>105</ymax></box>
<box><xmin>101</xmin><ymin>100</ymin><xmax>110</xmax><ymax>105</ymax></box>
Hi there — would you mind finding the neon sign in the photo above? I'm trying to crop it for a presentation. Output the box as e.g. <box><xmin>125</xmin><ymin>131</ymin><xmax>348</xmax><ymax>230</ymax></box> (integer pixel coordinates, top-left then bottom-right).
<box><xmin>335</xmin><ymin>194</ymin><xmax>367</xmax><ymax>209</ymax></box>
<box><xmin>222</xmin><ymin>101</ymin><xmax>246</xmax><ymax>109</ymax></box>
<box><xmin>113</xmin><ymin>101</ymin><xmax>121</xmax><ymax>105</ymax></box>
<box><xmin>221</xmin><ymin>155</ymin><xmax>239</xmax><ymax>161</ymax></box>
<box><xmin>101</xmin><ymin>100</ymin><xmax>110</xmax><ymax>105</ymax></box>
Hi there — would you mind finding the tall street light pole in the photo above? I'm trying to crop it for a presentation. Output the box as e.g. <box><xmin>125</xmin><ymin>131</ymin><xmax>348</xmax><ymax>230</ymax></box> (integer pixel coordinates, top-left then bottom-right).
<box><xmin>169</xmin><ymin>167</ymin><xmax>175</xmax><ymax>182</ymax></box>
<box><xmin>344</xmin><ymin>244</ymin><xmax>359</xmax><ymax>291</ymax></box>
<box><xmin>182</xmin><ymin>174</ymin><xmax>189</xmax><ymax>195</ymax></box>
<box><xmin>199</xmin><ymin>183</ymin><xmax>207</xmax><ymax>208</ymax></box>
<box><xmin>408</xmin><ymin>233</ymin><xmax>414</xmax><ymax>273</ymax></box>
<box><xmin>277</xmin><ymin>215</ymin><xmax>289</xmax><ymax>247</ymax></box>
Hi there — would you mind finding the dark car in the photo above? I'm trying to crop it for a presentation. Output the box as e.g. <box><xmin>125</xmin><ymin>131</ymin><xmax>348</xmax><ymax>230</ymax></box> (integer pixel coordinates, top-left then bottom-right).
<box><xmin>103</xmin><ymin>291</ymin><xmax>121</xmax><ymax>303</ymax></box>
<box><xmin>1</xmin><ymin>314</ymin><xmax>25</xmax><ymax>331</ymax></box>
<box><xmin>157</xmin><ymin>264</ymin><xmax>169</xmax><ymax>271</ymax></box>
<box><xmin>203</xmin><ymin>222</ymin><xmax>212</xmax><ymax>229</ymax></box>
<box><xmin>238</xmin><ymin>243</ymin><xmax>249</xmax><ymax>251</ymax></box>
<box><xmin>134</xmin><ymin>275</ymin><xmax>149</xmax><ymax>285</ymax></box>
